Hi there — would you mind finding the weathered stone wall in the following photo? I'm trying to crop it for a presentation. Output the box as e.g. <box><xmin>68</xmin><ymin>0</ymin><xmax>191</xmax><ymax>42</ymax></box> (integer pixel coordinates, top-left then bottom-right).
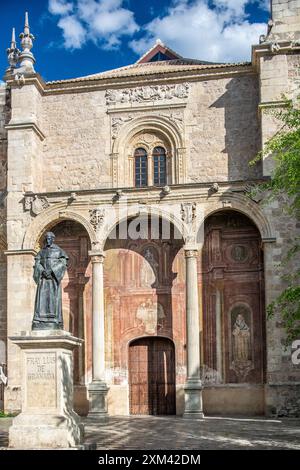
<box><xmin>186</xmin><ymin>74</ymin><xmax>261</xmax><ymax>183</ymax></box>
<box><xmin>287</xmin><ymin>53</ymin><xmax>300</xmax><ymax>101</ymax></box>
<box><xmin>40</xmin><ymin>90</ymin><xmax>111</xmax><ymax>191</ymax></box>
<box><xmin>39</xmin><ymin>73</ymin><xmax>261</xmax><ymax>192</ymax></box>
<box><xmin>260</xmin><ymin>197</ymin><xmax>300</xmax><ymax>416</ymax></box>
<box><xmin>270</xmin><ymin>0</ymin><xmax>300</xmax><ymax>41</ymax></box>
<box><xmin>0</xmin><ymin>84</ymin><xmax>8</xmax><ymax>370</ymax></box>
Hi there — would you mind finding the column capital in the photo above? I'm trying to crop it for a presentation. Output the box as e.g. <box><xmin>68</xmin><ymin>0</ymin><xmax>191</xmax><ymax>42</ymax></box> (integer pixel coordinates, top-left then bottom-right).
<box><xmin>184</xmin><ymin>248</ymin><xmax>199</xmax><ymax>258</ymax></box>
<box><xmin>88</xmin><ymin>250</ymin><xmax>105</xmax><ymax>263</ymax></box>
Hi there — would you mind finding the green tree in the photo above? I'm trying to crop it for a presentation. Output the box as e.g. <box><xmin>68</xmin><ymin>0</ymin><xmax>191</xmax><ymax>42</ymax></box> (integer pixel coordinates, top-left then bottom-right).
<box><xmin>251</xmin><ymin>99</ymin><xmax>300</xmax><ymax>345</ymax></box>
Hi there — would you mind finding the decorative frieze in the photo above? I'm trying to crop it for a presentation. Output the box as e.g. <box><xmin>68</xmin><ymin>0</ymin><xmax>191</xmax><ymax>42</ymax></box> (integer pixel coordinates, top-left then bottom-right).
<box><xmin>106</xmin><ymin>83</ymin><xmax>190</xmax><ymax>105</ymax></box>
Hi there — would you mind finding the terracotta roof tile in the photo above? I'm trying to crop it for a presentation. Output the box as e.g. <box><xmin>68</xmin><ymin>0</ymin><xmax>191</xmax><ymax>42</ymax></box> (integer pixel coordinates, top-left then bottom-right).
<box><xmin>46</xmin><ymin>59</ymin><xmax>251</xmax><ymax>85</ymax></box>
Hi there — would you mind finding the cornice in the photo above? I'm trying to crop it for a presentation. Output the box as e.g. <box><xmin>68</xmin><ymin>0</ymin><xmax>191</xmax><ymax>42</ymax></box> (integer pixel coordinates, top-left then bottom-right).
<box><xmin>5</xmin><ymin>121</ymin><xmax>45</xmax><ymax>141</ymax></box>
<box><xmin>252</xmin><ymin>40</ymin><xmax>300</xmax><ymax>68</ymax></box>
<box><xmin>107</xmin><ymin>102</ymin><xmax>187</xmax><ymax>114</ymax></box>
<box><xmin>4</xmin><ymin>249</ymin><xmax>37</xmax><ymax>256</ymax></box>
<box><xmin>22</xmin><ymin>178</ymin><xmax>269</xmax><ymax>205</ymax></box>
<box><xmin>5</xmin><ymin>73</ymin><xmax>45</xmax><ymax>95</ymax></box>
<box><xmin>259</xmin><ymin>100</ymin><xmax>291</xmax><ymax>109</ymax></box>
<box><xmin>7</xmin><ymin>65</ymin><xmax>254</xmax><ymax>96</ymax></box>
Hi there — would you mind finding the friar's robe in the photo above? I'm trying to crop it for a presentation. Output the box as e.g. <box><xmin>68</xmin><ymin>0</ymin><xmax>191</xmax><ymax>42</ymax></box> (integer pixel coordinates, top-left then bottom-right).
<box><xmin>32</xmin><ymin>243</ymin><xmax>68</xmax><ymax>329</ymax></box>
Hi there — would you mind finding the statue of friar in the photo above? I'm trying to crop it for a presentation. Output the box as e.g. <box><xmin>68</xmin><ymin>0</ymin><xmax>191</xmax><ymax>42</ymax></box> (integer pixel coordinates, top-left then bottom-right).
<box><xmin>32</xmin><ymin>232</ymin><xmax>68</xmax><ymax>330</ymax></box>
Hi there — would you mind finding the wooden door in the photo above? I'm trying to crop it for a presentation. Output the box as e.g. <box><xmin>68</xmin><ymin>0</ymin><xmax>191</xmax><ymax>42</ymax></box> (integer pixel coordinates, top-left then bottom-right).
<box><xmin>129</xmin><ymin>337</ymin><xmax>176</xmax><ymax>415</ymax></box>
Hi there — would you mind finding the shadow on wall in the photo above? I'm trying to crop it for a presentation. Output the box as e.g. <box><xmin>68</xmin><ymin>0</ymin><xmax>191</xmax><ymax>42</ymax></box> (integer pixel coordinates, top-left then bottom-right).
<box><xmin>210</xmin><ymin>76</ymin><xmax>262</xmax><ymax>181</ymax></box>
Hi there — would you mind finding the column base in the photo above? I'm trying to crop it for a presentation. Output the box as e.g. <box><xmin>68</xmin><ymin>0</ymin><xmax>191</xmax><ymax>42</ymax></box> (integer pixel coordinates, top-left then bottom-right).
<box><xmin>183</xmin><ymin>380</ymin><xmax>204</xmax><ymax>419</ymax></box>
<box><xmin>88</xmin><ymin>380</ymin><xmax>109</xmax><ymax>420</ymax></box>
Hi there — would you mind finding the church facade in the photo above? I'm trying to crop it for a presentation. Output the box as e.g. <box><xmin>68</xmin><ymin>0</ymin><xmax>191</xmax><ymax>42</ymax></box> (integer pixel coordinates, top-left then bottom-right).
<box><xmin>0</xmin><ymin>0</ymin><xmax>300</xmax><ymax>418</ymax></box>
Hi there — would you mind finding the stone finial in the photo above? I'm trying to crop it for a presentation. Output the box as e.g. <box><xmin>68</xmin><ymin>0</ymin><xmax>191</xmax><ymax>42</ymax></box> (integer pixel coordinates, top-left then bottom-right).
<box><xmin>19</xmin><ymin>11</ymin><xmax>35</xmax><ymax>73</ymax></box>
<box><xmin>6</xmin><ymin>27</ymin><xmax>20</xmax><ymax>73</ymax></box>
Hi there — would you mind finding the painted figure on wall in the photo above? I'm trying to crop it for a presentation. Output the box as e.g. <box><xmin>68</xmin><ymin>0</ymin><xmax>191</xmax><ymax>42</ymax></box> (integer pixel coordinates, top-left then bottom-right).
<box><xmin>32</xmin><ymin>232</ymin><xmax>68</xmax><ymax>330</ymax></box>
<box><xmin>232</xmin><ymin>313</ymin><xmax>250</xmax><ymax>361</ymax></box>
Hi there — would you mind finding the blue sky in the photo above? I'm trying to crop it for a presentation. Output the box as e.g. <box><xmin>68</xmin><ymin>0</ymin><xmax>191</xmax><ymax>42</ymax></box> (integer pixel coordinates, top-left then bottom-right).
<box><xmin>0</xmin><ymin>0</ymin><xmax>270</xmax><ymax>82</ymax></box>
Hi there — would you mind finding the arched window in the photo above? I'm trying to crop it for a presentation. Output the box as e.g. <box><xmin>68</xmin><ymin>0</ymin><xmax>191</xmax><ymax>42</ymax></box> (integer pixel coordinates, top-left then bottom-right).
<box><xmin>153</xmin><ymin>147</ymin><xmax>166</xmax><ymax>186</ymax></box>
<box><xmin>134</xmin><ymin>148</ymin><xmax>148</xmax><ymax>187</ymax></box>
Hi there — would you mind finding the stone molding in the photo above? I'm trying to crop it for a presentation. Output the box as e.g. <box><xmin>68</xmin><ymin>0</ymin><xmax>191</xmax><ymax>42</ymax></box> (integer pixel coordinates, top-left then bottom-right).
<box><xmin>5</xmin><ymin>121</ymin><xmax>45</xmax><ymax>141</ymax></box>
<box><xmin>4</xmin><ymin>65</ymin><xmax>254</xmax><ymax>96</ymax></box>
<box><xmin>20</xmin><ymin>186</ymin><xmax>275</xmax><ymax>251</ymax></box>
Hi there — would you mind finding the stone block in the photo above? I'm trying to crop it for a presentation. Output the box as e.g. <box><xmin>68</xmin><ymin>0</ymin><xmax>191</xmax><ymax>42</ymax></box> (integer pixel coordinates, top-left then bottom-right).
<box><xmin>8</xmin><ymin>330</ymin><xmax>84</xmax><ymax>449</ymax></box>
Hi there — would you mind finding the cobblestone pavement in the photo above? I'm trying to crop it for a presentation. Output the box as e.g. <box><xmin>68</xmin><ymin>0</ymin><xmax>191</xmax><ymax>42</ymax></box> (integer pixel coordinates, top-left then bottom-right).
<box><xmin>83</xmin><ymin>416</ymin><xmax>300</xmax><ymax>450</ymax></box>
<box><xmin>1</xmin><ymin>416</ymin><xmax>300</xmax><ymax>450</ymax></box>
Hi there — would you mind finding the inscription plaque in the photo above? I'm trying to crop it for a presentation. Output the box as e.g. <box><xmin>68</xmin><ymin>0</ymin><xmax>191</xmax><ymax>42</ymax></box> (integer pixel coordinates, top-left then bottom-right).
<box><xmin>26</xmin><ymin>352</ymin><xmax>57</xmax><ymax>409</ymax></box>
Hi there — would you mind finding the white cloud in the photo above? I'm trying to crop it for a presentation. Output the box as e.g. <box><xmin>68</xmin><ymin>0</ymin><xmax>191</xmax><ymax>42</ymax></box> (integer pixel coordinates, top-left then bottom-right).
<box><xmin>48</xmin><ymin>0</ymin><xmax>138</xmax><ymax>50</ymax></box>
<box><xmin>49</xmin><ymin>0</ymin><xmax>74</xmax><ymax>15</ymax></box>
<box><xmin>48</xmin><ymin>0</ymin><xmax>270</xmax><ymax>61</ymax></box>
<box><xmin>58</xmin><ymin>15</ymin><xmax>87</xmax><ymax>48</ymax></box>
<box><xmin>130</xmin><ymin>0</ymin><xmax>267</xmax><ymax>63</ymax></box>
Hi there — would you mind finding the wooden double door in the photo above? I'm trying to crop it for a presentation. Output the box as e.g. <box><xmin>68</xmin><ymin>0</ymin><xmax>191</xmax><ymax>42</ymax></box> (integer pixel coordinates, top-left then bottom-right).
<box><xmin>129</xmin><ymin>337</ymin><xmax>176</xmax><ymax>415</ymax></box>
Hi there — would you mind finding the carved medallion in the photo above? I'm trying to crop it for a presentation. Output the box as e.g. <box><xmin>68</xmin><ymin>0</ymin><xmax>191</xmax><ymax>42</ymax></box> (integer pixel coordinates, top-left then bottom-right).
<box><xmin>231</xmin><ymin>245</ymin><xmax>248</xmax><ymax>262</ymax></box>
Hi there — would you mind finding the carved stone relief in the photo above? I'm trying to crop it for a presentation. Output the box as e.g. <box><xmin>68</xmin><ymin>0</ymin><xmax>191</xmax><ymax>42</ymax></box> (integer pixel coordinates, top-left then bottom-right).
<box><xmin>181</xmin><ymin>202</ymin><xmax>196</xmax><ymax>225</ymax></box>
<box><xmin>111</xmin><ymin>116</ymin><xmax>134</xmax><ymax>140</ymax></box>
<box><xmin>89</xmin><ymin>207</ymin><xmax>105</xmax><ymax>232</ymax></box>
<box><xmin>106</xmin><ymin>83</ymin><xmax>190</xmax><ymax>105</ymax></box>
<box><xmin>136</xmin><ymin>299</ymin><xmax>165</xmax><ymax>335</ymax></box>
<box><xmin>24</xmin><ymin>194</ymin><xmax>50</xmax><ymax>216</ymax></box>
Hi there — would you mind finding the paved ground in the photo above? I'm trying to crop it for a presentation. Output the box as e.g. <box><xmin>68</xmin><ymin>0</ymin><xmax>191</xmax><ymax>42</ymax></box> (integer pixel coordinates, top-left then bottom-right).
<box><xmin>2</xmin><ymin>415</ymin><xmax>300</xmax><ymax>450</ymax></box>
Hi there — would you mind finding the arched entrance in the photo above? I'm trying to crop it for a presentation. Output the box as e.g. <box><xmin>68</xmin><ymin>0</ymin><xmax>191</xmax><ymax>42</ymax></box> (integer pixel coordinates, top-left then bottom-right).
<box><xmin>201</xmin><ymin>210</ymin><xmax>266</xmax><ymax>414</ymax></box>
<box><xmin>129</xmin><ymin>337</ymin><xmax>176</xmax><ymax>415</ymax></box>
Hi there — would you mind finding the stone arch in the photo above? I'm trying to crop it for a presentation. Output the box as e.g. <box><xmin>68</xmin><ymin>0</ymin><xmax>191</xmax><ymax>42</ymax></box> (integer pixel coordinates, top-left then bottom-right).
<box><xmin>111</xmin><ymin>115</ymin><xmax>186</xmax><ymax>187</ymax></box>
<box><xmin>101</xmin><ymin>205</ymin><xmax>186</xmax><ymax>248</ymax></box>
<box><xmin>22</xmin><ymin>207</ymin><xmax>97</xmax><ymax>251</ymax></box>
<box><xmin>202</xmin><ymin>207</ymin><xmax>266</xmax><ymax>390</ymax></box>
<box><xmin>202</xmin><ymin>194</ymin><xmax>276</xmax><ymax>242</ymax></box>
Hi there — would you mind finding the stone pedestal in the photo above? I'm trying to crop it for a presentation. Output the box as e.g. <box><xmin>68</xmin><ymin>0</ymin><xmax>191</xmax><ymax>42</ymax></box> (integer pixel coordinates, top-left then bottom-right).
<box><xmin>9</xmin><ymin>330</ymin><xmax>84</xmax><ymax>449</ymax></box>
<box><xmin>88</xmin><ymin>380</ymin><xmax>109</xmax><ymax>420</ymax></box>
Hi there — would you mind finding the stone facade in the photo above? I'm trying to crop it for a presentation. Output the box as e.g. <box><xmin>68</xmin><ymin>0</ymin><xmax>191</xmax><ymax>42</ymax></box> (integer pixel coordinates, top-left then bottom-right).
<box><xmin>1</xmin><ymin>2</ymin><xmax>300</xmax><ymax>418</ymax></box>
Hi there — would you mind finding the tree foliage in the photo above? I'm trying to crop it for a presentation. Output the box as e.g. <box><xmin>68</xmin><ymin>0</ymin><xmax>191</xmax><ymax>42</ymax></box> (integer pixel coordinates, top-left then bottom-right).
<box><xmin>251</xmin><ymin>99</ymin><xmax>300</xmax><ymax>345</ymax></box>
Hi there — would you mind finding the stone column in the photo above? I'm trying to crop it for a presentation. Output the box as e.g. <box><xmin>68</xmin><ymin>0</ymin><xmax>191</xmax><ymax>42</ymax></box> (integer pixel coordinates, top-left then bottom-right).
<box><xmin>183</xmin><ymin>248</ymin><xmax>204</xmax><ymax>418</ymax></box>
<box><xmin>88</xmin><ymin>251</ymin><xmax>109</xmax><ymax>418</ymax></box>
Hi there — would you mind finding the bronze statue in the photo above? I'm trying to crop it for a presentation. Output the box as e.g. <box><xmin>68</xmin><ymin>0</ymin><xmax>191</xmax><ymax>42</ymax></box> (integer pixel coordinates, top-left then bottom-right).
<box><xmin>32</xmin><ymin>232</ymin><xmax>68</xmax><ymax>330</ymax></box>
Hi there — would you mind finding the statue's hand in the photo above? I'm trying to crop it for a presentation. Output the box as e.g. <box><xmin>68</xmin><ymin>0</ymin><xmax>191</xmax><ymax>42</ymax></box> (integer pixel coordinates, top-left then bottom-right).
<box><xmin>43</xmin><ymin>270</ymin><xmax>52</xmax><ymax>279</ymax></box>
